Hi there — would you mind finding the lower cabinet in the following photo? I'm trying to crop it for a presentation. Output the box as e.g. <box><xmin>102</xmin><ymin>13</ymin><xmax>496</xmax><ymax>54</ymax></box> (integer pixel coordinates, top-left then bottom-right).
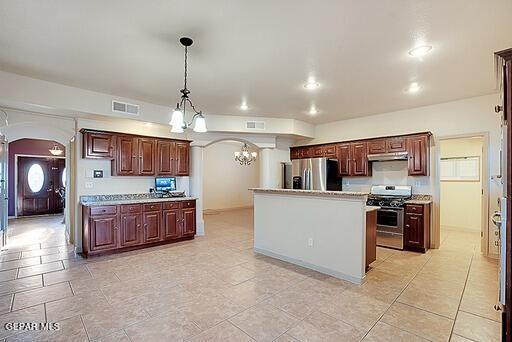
<box><xmin>83</xmin><ymin>199</ymin><xmax>196</xmax><ymax>257</ymax></box>
<box><xmin>404</xmin><ymin>203</ymin><xmax>430</xmax><ymax>253</ymax></box>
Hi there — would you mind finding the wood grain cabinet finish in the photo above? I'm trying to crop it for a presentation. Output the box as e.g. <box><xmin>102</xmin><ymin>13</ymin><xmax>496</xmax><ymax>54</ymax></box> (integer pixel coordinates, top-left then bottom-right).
<box><xmin>387</xmin><ymin>137</ymin><xmax>407</xmax><ymax>152</ymax></box>
<box><xmin>366</xmin><ymin>210</ymin><xmax>377</xmax><ymax>268</ymax></box>
<box><xmin>404</xmin><ymin>203</ymin><xmax>430</xmax><ymax>253</ymax></box>
<box><xmin>312</xmin><ymin>145</ymin><xmax>336</xmax><ymax>158</ymax></box>
<box><xmin>367</xmin><ymin>140</ymin><xmax>387</xmax><ymax>154</ymax></box>
<box><xmin>81</xmin><ymin>129</ymin><xmax>191</xmax><ymax>176</ymax></box>
<box><xmin>336</xmin><ymin>143</ymin><xmax>352</xmax><ymax>176</ymax></box>
<box><xmin>82</xmin><ymin>199</ymin><xmax>196</xmax><ymax>257</ymax></box>
<box><xmin>83</xmin><ymin>132</ymin><xmax>115</xmax><ymax>159</ymax></box>
<box><xmin>407</xmin><ymin>135</ymin><xmax>429</xmax><ymax>176</ymax></box>
<box><xmin>336</xmin><ymin>142</ymin><xmax>369</xmax><ymax>176</ymax></box>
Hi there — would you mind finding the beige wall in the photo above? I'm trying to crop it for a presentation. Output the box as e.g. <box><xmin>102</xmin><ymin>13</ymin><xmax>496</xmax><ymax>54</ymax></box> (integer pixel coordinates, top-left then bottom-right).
<box><xmin>203</xmin><ymin>141</ymin><xmax>259</xmax><ymax>210</ymax></box>
<box><xmin>440</xmin><ymin>137</ymin><xmax>483</xmax><ymax>232</ymax></box>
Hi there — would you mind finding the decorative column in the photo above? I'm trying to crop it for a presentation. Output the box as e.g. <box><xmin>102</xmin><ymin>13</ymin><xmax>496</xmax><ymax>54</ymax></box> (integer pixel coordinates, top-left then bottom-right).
<box><xmin>259</xmin><ymin>147</ymin><xmax>272</xmax><ymax>188</ymax></box>
<box><xmin>190</xmin><ymin>145</ymin><xmax>205</xmax><ymax>235</ymax></box>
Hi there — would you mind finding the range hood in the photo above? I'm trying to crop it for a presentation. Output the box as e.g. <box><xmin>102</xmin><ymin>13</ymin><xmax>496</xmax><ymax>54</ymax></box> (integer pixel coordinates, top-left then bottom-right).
<box><xmin>367</xmin><ymin>152</ymin><xmax>408</xmax><ymax>161</ymax></box>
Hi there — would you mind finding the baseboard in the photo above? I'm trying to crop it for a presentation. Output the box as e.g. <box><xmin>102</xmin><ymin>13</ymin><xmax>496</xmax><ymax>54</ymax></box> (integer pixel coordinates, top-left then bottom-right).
<box><xmin>253</xmin><ymin>247</ymin><xmax>364</xmax><ymax>285</ymax></box>
<box><xmin>203</xmin><ymin>206</ymin><xmax>253</xmax><ymax>214</ymax></box>
<box><xmin>442</xmin><ymin>225</ymin><xmax>481</xmax><ymax>233</ymax></box>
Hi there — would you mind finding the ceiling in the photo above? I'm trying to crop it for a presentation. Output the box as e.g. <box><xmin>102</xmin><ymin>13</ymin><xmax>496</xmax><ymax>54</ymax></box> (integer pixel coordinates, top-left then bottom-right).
<box><xmin>0</xmin><ymin>0</ymin><xmax>511</xmax><ymax>124</ymax></box>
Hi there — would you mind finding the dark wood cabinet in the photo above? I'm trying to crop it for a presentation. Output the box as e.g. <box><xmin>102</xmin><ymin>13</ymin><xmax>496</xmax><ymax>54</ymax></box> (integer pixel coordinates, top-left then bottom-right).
<box><xmin>408</xmin><ymin>135</ymin><xmax>429</xmax><ymax>176</ymax></box>
<box><xmin>82</xmin><ymin>199</ymin><xmax>196</xmax><ymax>257</ymax></box>
<box><xmin>81</xmin><ymin>129</ymin><xmax>191</xmax><ymax>177</ymax></box>
<box><xmin>156</xmin><ymin>140</ymin><xmax>176</xmax><ymax>175</ymax></box>
<box><xmin>137</xmin><ymin>138</ymin><xmax>156</xmax><ymax>175</ymax></box>
<box><xmin>143</xmin><ymin>210</ymin><xmax>161</xmax><ymax>243</ymax></box>
<box><xmin>182</xmin><ymin>208</ymin><xmax>196</xmax><ymax>237</ymax></box>
<box><xmin>89</xmin><ymin>214</ymin><xmax>119</xmax><ymax>252</ymax></box>
<box><xmin>366</xmin><ymin>210</ymin><xmax>377</xmax><ymax>269</ymax></box>
<box><xmin>120</xmin><ymin>212</ymin><xmax>142</xmax><ymax>247</ymax></box>
<box><xmin>83</xmin><ymin>132</ymin><xmax>115</xmax><ymax>159</ymax></box>
<box><xmin>387</xmin><ymin>137</ymin><xmax>407</xmax><ymax>152</ymax></box>
<box><xmin>115</xmin><ymin>136</ymin><xmax>138</xmax><ymax>176</ymax></box>
<box><xmin>404</xmin><ymin>203</ymin><xmax>430</xmax><ymax>253</ymax></box>
<box><xmin>368</xmin><ymin>140</ymin><xmax>386</xmax><ymax>154</ymax></box>
<box><xmin>175</xmin><ymin>142</ymin><xmax>190</xmax><ymax>176</ymax></box>
<box><xmin>312</xmin><ymin>145</ymin><xmax>336</xmax><ymax>158</ymax></box>
<box><xmin>336</xmin><ymin>142</ymin><xmax>369</xmax><ymax>176</ymax></box>
<box><xmin>162</xmin><ymin>209</ymin><xmax>180</xmax><ymax>240</ymax></box>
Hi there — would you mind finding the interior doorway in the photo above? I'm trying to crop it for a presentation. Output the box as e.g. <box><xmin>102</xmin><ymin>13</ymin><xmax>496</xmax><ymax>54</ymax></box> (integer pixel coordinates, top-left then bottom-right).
<box><xmin>439</xmin><ymin>135</ymin><xmax>487</xmax><ymax>252</ymax></box>
<box><xmin>17</xmin><ymin>156</ymin><xmax>65</xmax><ymax>216</ymax></box>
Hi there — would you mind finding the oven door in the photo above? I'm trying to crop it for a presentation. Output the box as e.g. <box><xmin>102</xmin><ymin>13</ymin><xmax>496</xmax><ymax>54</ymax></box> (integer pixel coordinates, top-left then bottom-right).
<box><xmin>376</xmin><ymin>208</ymin><xmax>404</xmax><ymax>249</ymax></box>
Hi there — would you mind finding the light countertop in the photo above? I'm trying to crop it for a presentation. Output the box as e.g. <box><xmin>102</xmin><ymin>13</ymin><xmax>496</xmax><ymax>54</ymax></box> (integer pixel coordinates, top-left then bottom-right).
<box><xmin>250</xmin><ymin>188</ymin><xmax>368</xmax><ymax>199</ymax></box>
<box><xmin>366</xmin><ymin>205</ymin><xmax>380</xmax><ymax>212</ymax></box>
<box><xmin>81</xmin><ymin>197</ymin><xmax>197</xmax><ymax>206</ymax></box>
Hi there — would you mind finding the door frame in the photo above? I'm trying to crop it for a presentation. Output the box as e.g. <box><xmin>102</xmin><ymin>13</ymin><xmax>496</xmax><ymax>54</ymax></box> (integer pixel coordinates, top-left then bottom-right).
<box><xmin>14</xmin><ymin>154</ymin><xmax>65</xmax><ymax>218</ymax></box>
<box><xmin>433</xmin><ymin>132</ymin><xmax>490</xmax><ymax>255</ymax></box>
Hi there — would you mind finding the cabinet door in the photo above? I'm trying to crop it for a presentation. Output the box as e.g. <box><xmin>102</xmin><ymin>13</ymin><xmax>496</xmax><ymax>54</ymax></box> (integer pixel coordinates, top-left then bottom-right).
<box><xmin>84</xmin><ymin>132</ymin><xmax>115</xmax><ymax>159</ymax></box>
<box><xmin>323</xmin><ymin>145</ymin><xmax>336</xmax><ymax>157</ymax></box>
<box><xmin>138</xmin><ymin>138</ymin><xmax>156</xmax><ymax>175</ymax></box>
<box><xmin>120</xmin><ymin>213</ymin><xmax>142</xmax><ymax>247</ymax></box>
<box><xmin>408</xmin><ymin>135</ymin><xmax>429</xmax><ymax>176</ymax></box>
<box><xmin>115</xmin><ymin>136</ymin><xmax>138</xmax><ymax>175</ymax></box>
<box><xmin>336</xmin><ymin>144</ymin><xmax>351</xmax><ymax>176</ymax></box>
<box><xmin>300</xmin><ymin>147</ymin><xmax>312</xmax><ymax>159</ymax></box>
<box><xmin>351</xmin><ymin>142</ymin><xmax>368</xmax><ymax>176</ymax></box>
<box><xmin>175</xmin><ymin>142</ymin><xmax>190</xmax><ymax>176</ymax></box>
<box><xmin>89</xmin><ymin>215</ymin><xmax>118</xmax><ymax>251</ymax></box>
<box><xmin>290</xmin><ymin>148</ymin><xmax>300</xmax><ymax>160</ymax></box>
<box><xmin>156</xmin><ymin>140</ymin><xmax>176</xmax><ymax>175</ymax></box>
<box><xmin>367</xmin><ymin>140</ymin><xmax>386</xmax><ymax>154</ymax></box>
<box><xmin>162</xmin><ymin>209</ymin><xmax>181</xmax><ymax>240</ymax></box>
<box><xmin>387</xmin><ymin>137</ymin><xmax>407</xmax><ymax>152</ymax></box>
<box><xmin>143</xmin><ymin>211</ymin><xmax>161</xmax><ymax>243</ymax></box>
<box><xmin>404</xmin><ymin>214</ymin><xmax>423</xmax><ymax>247</ymax></box>
<box><xmin>312</xmin><ymin>146</ymin><xmax>324</xmax><ymax>157</ymax></box>
<box><xmin>182</xmin><ymin>208</ymin><xmax>196</xmax><ymax>237</ymax></box>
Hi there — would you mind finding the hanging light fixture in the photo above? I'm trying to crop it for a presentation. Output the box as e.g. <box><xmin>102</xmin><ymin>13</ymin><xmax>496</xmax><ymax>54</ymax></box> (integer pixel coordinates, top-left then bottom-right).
<box><xmin>49</xmin><ymin>144</ymin><xmax>63</xmax><ymax>156</ymax></box>
<box><xmin>234</xmin><ymin>143</ymin><xmax>257</xmax><ymax>165</ymax></box>
<box><xmin>169</xmin><ymin>37</ymin><xmax>207</xmax><ymax>133</ymax></box>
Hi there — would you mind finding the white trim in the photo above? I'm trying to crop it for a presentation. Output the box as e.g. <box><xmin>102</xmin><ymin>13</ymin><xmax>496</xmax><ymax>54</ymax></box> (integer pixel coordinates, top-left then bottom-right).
<box><xmin>434</xmin><ymin>132</ymin><xmax>490</xmax><ymax>256</ymax></box>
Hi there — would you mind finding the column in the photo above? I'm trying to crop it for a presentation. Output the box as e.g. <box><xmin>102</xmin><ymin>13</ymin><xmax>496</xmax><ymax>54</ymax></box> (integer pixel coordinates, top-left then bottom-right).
<box><xmin>259</xmin><ymin>147</ymin><xmax>272</xmax><ymax>188</ymax></box>
<box><xmin>190</xmin><ymin>145</ymin><xmax>205</xmax><ymax>235</ymax></box>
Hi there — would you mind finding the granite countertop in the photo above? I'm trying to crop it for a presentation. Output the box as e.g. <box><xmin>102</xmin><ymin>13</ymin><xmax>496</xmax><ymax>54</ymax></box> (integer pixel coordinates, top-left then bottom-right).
<box><xmin>80</xmin><ymin>193</ymin><xmax>196</xmax><ymax>206</ymax></box>
<box><xmin>249</xmin><ymin>188</ymin><xmax>368</xmax><ymax>199</ymax></box>
<box><xmin>366</xmin><ymin>205</ymin><xmax>380</xmax><ymax>212</ymax></box>
<box><xmin>405</xmin><ymin>194</ymin><xmax>433</xmax><ymax>205</ymax></box>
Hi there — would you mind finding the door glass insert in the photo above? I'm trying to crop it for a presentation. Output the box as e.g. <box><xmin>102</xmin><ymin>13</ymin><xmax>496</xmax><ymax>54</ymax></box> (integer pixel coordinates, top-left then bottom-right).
<box><xmin>27</xmin><ymin>163</ymin><xmax>45</xmax><ymax>193</ymax></box>
<box><xmin>62</xmin><ymin>167</ymin><xmax>66</xmax><ymax>187</ymax></box>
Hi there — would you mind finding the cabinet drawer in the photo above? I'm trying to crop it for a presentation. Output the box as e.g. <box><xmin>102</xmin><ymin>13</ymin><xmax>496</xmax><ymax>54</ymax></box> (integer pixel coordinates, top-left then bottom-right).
<box><xmin>181</xmin><ymin>200</ymin><xmax>196</xmax><ymax>209</ymax></box>
<box><xmin>387</xmin><ymin>137</ymin><xmax>407</xmax><ymax>152</ymax></box>
<box><xmin>405</xmin><ymin>204</ymin><xmax>423</xmax><ymax>214</ymax></box>
<box><xmin>121</xmin><ymin>204</ymin><xmax>141</xmax><ymax>213</ymax></box>
<box><xmin>90</xmin><ymin>205</ymin><xmax>117</xmax><ymax>216</ymax></box>
<box><xmin>163</xmin><ymin>202</ymin><xmax>180</xmax><ymax>210</ymax></box>
<box><xmin>143</xmin><ymin>203</ymin><xmax>162</xmax><ymax>212</ymax></box>
<box><xmin>323</xmin><ymin>145</ymin><xmax>336</xmax><ymax>157</ymax></box>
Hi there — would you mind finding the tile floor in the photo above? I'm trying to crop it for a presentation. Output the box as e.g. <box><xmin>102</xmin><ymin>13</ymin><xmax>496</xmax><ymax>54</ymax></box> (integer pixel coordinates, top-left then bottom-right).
<box><xmin>0</xmin><ymin>210</ymin><xmax>501</xmax><ymax>341</ymax></box>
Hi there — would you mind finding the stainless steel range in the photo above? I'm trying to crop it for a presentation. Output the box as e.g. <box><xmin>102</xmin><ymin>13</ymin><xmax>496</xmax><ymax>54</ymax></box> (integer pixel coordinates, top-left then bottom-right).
<box><xmin>366</xmin><ymin>185</ymin><xmax>412</xmax><ymax>250</ymax></box>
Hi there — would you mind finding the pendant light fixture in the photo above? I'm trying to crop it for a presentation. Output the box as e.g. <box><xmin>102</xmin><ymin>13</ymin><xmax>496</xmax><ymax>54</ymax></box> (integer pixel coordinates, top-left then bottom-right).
<box><xmin>234</xmin><ymin>143</ymin><xmax>257</xmax><ymax>165</ymax></box>
<box><xmin>169</xmin><ymin>37</ymin><xmax>207</xmax><ymax>133</ymax></box>
<box><xmin>49</xmin><ymin>144</ymin><xmax>64</xmax><ymax>156</ymax></box>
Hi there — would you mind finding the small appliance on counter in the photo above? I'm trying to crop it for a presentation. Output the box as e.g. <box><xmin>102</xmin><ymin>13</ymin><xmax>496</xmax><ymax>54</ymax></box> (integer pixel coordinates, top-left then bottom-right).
<box><xmin>153</xmin><ymin>176</ymin><xmax>185</xmax><ymax>198</ymax></box>
<box><xmin>366</xmin><ymin>185</ymin><xmax>412</xmax><ymax>250</ymax></box>
<box><xmin>283</xmin><ymin>158</ymin><xmax>342</xmax><ymax>191</ymax></box>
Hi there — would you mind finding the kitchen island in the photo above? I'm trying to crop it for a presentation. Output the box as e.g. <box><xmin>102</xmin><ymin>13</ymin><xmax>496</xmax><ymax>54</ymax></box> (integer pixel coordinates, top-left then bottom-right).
<box><xmin>250</xmin><ymin>188</ymin><xmax>370</xmax><ymax>284</ymax></box>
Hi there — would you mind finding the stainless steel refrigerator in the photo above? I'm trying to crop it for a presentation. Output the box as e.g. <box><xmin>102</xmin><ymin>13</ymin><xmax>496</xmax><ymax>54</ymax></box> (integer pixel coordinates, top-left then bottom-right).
<box><xmin>283</xmin><ymin>158</ymin><xmax>342</xmax><ymax>191</ymax></box>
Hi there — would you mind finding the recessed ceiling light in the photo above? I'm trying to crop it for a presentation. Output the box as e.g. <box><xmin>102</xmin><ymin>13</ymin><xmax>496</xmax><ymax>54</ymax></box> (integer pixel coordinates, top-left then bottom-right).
<box><xmin>240</xmin><ymin>102</ymin><xmax>249</xmax><ymax>110</ymax></box>
<box><xmin>304</xmin><ymin>80</ymin><xmax>320</xmax><ymax>90</ymax></box>
<box><xmin>408</xmin><ymin>45</ymin><xmax>432</xmax><ymax>57</ymax></box>
<box><xmin>407</xmin><ymin>82</ymin><xmax>421</xmax><ymax>94</ymax></box>
<box><xmin>309</xmin><ymin>105</ymin><xmax>318</xmax><ymax>115</ymax></box>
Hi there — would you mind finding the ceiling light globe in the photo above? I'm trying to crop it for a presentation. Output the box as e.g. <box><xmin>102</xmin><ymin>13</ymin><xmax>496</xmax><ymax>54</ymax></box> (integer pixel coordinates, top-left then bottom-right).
<box><xmin>408</xmin><ymin>45</ymin><xmax>432</xmax><ymax>57</ymax></box>
<box><xmin>171</xmin><ymin>124</ymin><xmax>184</xmax><ymax>133</ymax></box>
<box><xmin>170</xmin><ymin>108</ymin><xmax>184</xmax><ymax>127</ymax></box>
<box><xmin>193</xmin><ymin>115</ymin><xmax>207</xmax><ymax>133</ymax></box>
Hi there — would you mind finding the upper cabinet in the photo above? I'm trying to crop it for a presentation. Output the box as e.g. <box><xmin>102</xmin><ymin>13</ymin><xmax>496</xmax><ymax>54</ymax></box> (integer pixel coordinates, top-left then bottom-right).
<box><xmin>336</xmin><ymin>141</ymin><xmax>370</xmax><ymax>177</ymax></box>
<box><xmin>80</xmin><ymin>129</ymin><xmax>191</xmax><ymax>177</ymax></box>
<box><xmin>291</xmin><ymin>132</ymin><xmax>431</xmax><ymax>177</ymax></box>
<box><xmin>82</xmin><ymin>131</ymin><xmax>116</xmax><ymax>159</ymax></box>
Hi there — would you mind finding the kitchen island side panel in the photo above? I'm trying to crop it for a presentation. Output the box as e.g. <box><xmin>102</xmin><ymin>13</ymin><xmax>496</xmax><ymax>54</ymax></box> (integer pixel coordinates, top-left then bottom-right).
<box><xmin>253</xmin><ymin>192</ymin><xmax>366</xmax><ymax>283</ymax></box>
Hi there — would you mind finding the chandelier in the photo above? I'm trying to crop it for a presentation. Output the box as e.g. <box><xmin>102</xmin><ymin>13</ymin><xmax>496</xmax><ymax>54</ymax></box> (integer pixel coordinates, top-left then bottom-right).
<box><xmin>49</xmin><ymin>144</ymin><xmax>63</xmax><ymax>156</ymax></box>
<box><xmin>169</xmin><ymin>37</ymin><xmax>207</xmax><ymax>133</ymax></box>
<box><xmin>234</xmin><ymin>143</ymin><xmax>257</xmax><ymax>165</ymax></box>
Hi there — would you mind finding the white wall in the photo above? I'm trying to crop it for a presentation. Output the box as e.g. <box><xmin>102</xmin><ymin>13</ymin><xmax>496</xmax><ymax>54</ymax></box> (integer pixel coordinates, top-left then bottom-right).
<box><xmin>203</xmin><ymin>141</ymin><xmax>259</xmax><ymax>210</ymax></box>
<box><xmin>309</xmin><ymin>94</ymin><xmax>502</xmax><ymax>254</ymax></box>
<box><xmin>440</xmin><ymin>137</ymin><xmax>483</xmax><ymax>232</ymax></box>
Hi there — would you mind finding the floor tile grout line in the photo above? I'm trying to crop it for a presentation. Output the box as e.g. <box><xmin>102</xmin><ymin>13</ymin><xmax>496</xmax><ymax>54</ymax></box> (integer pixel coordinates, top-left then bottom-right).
<box><xmin>457</xmin><ymin>308</ymin><xmax>502</xmax><ymax>323</ymax></box>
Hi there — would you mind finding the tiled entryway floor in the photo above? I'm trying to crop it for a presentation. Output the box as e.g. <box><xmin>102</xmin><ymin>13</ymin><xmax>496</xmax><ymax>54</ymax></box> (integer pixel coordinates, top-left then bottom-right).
<box><xmin>0</xmin><ymin>210</ymin><xmax>501</xmax><ymax>341</ymax></box>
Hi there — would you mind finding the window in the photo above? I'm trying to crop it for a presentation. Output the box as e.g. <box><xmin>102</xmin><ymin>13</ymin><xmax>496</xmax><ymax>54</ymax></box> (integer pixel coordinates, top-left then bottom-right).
<box><xmin>440</xmin><ymin>157</ymin><xmax>480</xmax><ymax>181</ymax></box>
<box><xmin>27</xmin><ymin>164</ymin><xmax>45</xmax><ymax>192</ymax></box>
<box><xmin>62</xmin><ymin>168</ymin><xmax>66</xmax><ymax>187</ymax></box>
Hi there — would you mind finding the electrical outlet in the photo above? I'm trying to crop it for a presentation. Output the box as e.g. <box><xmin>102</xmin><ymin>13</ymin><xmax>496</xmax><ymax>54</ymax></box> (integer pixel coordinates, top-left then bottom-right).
<box><xmin>308</xmin><ymin>238</ymin><xmax>313</xmax><ymax>247</ymax></box>
<box><xmin>85</xmin><ymin>182</ymin><xmax>93</xmax><ymax>189</ymax></box>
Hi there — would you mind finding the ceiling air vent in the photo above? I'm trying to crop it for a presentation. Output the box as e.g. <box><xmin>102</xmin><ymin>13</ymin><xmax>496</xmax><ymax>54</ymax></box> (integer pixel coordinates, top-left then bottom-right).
<box><xmin>245</xmin><ymin>121</ymin><xmax>265</xmax><ymax>130</ymax></box>
<box><xmin>112</xmin><ymin>100</ymin><xmax>140</xmax><ymax>116</ymax></box>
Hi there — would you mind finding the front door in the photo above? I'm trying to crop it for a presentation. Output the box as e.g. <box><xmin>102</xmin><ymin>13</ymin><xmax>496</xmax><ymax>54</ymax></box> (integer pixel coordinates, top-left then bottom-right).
<box><xmin>17</xmin><ymin>157</ymin><xmax>65</xmax><ymax>216</ymax></box>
